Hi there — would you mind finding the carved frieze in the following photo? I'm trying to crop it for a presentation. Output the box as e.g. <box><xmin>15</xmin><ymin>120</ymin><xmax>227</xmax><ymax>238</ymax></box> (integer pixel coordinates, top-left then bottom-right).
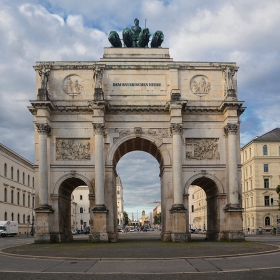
<box><xmin>63</xmin><ymin>75</ymin><xmax>83</xmax><ymax>96</ymax></box>
<box><xmin>36</xmin><ymin>123</ymin><xmax>51</xmax><ymax>135</ymax></box>
<box><xmin>148</xmin><ymin>128</ymin><xmax>170</xmax><ymax>139</ymax></box>
<box><xmin>56</xmin><ymin>139</ymin><xmax>90</xmax><ymax>161</ymax></box>
<box><xmin>190</xmin><ymin>75</ymin><xmax>211</xmax><ymax>96</ymax></box>
<box><xmin>186</xmin><ymin>138</ymin><xmax>220</xmax><ymax>160</ymax></box>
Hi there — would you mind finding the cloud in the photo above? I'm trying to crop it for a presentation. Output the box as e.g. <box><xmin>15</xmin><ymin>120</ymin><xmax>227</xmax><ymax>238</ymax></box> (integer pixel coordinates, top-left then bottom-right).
<box><xmin>1</xmin><ymin>0</ymin><xmax>280</xmax><ymax>216</ymax></box>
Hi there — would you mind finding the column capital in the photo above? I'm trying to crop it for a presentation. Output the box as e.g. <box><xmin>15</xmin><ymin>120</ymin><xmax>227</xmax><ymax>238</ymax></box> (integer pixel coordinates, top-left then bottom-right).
<box><xmin>36</xmin><ymin>123</ymin><xmax>51</xmax><ymax>135</ymax></box>
<box><xmin>224</xmin><ymin>123</ymin><xmax>238</xmax><ymax>135</ymax></box>
<box><xmin>170</xmin><ymin>123</ymin><xmax>182</xmax><ymax>135</ymax></box>
<box><xmin>93</xmin><ymin>123</ymin><xmax>105</xmax><ymax>135</ymax></box>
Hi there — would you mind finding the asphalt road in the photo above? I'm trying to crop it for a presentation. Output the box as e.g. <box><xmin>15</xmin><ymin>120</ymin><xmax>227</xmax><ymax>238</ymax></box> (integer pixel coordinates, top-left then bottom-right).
<box><xmin>0</xmin><ymin>233</ymin><xmax>279</xmax><ymax>279</ymax></box>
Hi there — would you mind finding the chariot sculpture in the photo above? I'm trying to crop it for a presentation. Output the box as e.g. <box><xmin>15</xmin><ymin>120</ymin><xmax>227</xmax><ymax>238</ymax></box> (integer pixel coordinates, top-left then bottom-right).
<box><xmin>108</xmin><ymin>18</ymin><xmax>164</xmax><ymax>48</ymax></box>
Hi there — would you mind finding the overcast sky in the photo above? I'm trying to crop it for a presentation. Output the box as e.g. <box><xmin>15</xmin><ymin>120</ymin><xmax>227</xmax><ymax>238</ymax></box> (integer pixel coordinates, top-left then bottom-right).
<box><xmin>1</xmin><ymin>0</ymin><xmax>280</xmax><ymax>219</ymax></box>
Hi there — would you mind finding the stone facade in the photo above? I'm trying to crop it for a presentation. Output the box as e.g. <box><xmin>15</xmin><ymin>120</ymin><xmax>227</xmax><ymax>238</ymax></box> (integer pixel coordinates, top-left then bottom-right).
<box><xmin>241</xmin><ymin>128</ymin><xmax>280</xmax><ymax>234</ymax></box>
<box><xmin>0</xmin><ymin>143</ymin><xmax>35</xmax><ymax>234</ymax></box>
<box><xmin>29</xmin><ymin>48</ymin><xmax>245</xmax><ymax>242</ymax></box>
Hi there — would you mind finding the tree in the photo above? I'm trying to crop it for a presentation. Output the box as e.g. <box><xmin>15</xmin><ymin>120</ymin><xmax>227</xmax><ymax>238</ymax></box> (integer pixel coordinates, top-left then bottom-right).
<box><xmin>123</xmin><ymin>211</ymin><xmax>129</xmax><ymax>225</ymax></box>
<box><xmin>153</xmin><ymin>213</ymin><xmax>161</xmax><ymax>225</ymax></box>
<box><xmin>276</xmin><ymin>185</ymin><xmax>280</xmax><ymax>209</ymax></box>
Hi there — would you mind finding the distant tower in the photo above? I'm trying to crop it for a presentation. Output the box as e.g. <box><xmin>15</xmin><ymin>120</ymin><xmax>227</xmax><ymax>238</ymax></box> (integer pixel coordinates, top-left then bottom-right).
<box><xmin>142</xmin><ymin>210</ymin><xmax>145</xmax><ymax>225</ymax></box>
<box><xmin>116</xmin><ymin>174</ymin><xmax>124</xmax><ymax>226</ymax></box>
<box><xmin>132</xmin><ymin>212</ymin><xmax>134</xmax><ymax>221</ymax></box>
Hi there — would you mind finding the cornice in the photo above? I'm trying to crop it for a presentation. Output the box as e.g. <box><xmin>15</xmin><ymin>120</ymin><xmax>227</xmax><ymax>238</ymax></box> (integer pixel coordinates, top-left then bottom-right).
<box><xmin>107</xmin><ymin>105</ymin><xmax>168</xmax><ymax>112</ymax></box>
<box><xmin>0</xmin><ymin>144</ymin><xmax>34</xmax><ymax>169</ymax></box>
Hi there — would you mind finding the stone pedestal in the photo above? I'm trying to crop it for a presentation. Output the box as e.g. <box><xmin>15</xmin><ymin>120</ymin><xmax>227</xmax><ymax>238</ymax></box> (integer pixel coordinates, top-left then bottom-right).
<box><xmin>170</xmin><ymin>206</ymin><xmax>190</xmax><ymax>242</ymax></box>
<box><xmin>91</xmin><ymin>208</ymin><xmax>108</xmax><ymax>242</ymax></box>
<box><xmin>222</xmin><ymin>206</ymin><xmax>245</xmax><ymax>241</ymax></box>
<box><xmin>34</xmin><ymin>206</ymin><xmax>55</xmax><ymax>243</ymax></box>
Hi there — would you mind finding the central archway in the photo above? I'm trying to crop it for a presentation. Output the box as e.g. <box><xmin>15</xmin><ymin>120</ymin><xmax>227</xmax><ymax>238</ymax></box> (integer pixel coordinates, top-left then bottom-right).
<box><xmin>105</xmin><ymin>135</ymin><xmax>172</xmax><ymax>241</ymax></box>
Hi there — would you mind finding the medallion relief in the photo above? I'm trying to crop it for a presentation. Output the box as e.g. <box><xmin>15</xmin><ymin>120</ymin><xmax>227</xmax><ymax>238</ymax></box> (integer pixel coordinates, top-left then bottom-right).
<box><xmin>56</xmin><ymin>139</ymin><xmax>90</xmax><ymax>160</ymax></box>
<box><xmin>186</xmin><ymin>138</ymin><xmax>220</xmax><ymax>160</ymax></box>
<box><xmin>190</xmin><ymin>75</ymin><xmax>211</xmax><ymax>96</ymax></box>
<box><xmin>62</xmin><ymin>75</ymin><xmax>83</xmax><ymax>96</ymax></box>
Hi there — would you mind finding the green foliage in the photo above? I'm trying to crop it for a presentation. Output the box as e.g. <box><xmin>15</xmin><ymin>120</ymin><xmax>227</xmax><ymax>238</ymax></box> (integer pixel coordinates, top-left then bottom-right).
<box><xmin>153</xmin><ymin>213</ymin><xmax>161</xmax><ymax>225</ymax></box>
<box><xmin>123</xmin><ymin>211</ymin><xmax>128</xmax><ymax>225</ymax></box>
<box><xmin>276</xmin><ymin>185</ymin><xmax>280</xmax><ymax>209</ymax></box>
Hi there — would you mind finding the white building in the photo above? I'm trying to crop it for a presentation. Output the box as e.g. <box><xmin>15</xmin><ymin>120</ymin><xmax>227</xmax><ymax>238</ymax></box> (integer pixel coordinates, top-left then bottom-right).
<box><xmin>72</xmin><ymin>186</ymin><xmax>90</xmax><ymax>231</ymax></box>
<box><xmin>0</xmin><ymin>143</ymin><xmax>34</xmax><ymax>234</ymax></box>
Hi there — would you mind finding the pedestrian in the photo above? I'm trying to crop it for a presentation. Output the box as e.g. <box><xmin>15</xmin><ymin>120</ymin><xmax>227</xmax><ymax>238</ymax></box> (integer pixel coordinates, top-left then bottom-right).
<box><xmin>247</xmin><ymin>228</ymin><xmax>250</xmax><ymax>235</ymax></box>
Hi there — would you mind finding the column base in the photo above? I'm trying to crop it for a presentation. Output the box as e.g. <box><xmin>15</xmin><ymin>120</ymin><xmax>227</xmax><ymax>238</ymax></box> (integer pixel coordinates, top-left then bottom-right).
<box><xmin>171</xmin><ymin>232</ymin><xmax>190</xmax><ymax>242</ymax></box>
<box><xmin>92</xmin><ymin>232</ymin><xmax>109</xmax><ymax>242</ymax></box>
<box><xmin>161</xmin><ymin>232</ymin><xmax>171</xmax><ymax>242</ymax></box>
<box><xmin>34</xmin><ymin>205</ymin><xmax>55</xmax><ymax>243</ymax></box>
<box><xmin>221</xmin><ymin>231</ymin><xmax>245</xmax><ymax>241</ymax></box>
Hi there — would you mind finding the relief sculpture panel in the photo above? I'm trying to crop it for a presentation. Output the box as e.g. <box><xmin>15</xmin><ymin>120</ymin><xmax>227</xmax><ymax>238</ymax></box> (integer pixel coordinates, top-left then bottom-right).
<box><xmin>148</xmin><ymin>128</ymin><xmax>170</xmax><ymax>139</ymax></box>
<box><xmin>186</xmin><ymin>138</ymin><xmax>220</xmax><ymax>160</ymax></box>
<box><xmin>62</xmin><ymin>75</ymin><xmax>83</xmax><ymax>96</ymax></box>
<box><xmin>56</xmin><ymin>139</ymin><xmax>90</xmax><ymax>160</ymax></box>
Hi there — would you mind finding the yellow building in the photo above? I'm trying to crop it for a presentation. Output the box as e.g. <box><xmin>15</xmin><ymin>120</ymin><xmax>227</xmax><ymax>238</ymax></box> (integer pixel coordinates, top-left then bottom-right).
<box><xmin>241</xmin><ymin>128</ymin><xmax>280</xmax><ymax>233</ymax></box>
<box><xmin>192</xmin><ymin>185</ymin><xmax>207</xmax><ymax>230</ymax></box>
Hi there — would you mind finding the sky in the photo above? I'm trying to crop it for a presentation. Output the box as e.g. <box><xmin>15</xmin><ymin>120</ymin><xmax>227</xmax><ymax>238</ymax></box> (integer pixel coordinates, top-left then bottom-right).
<box><xmin>1</xmin><ymin>0</ymin><xmax>280</xmax><ymax>219</ymax></box>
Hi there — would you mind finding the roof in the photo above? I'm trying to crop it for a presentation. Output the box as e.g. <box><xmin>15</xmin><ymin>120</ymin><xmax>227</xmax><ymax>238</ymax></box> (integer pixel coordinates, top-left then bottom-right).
<box><xmin>241</xmin><ymin>128</ymin><xmax>280</xmax><ymax>149</ymax></box>
<box><xmin>253</xmin><ymin>128</ymin><xmax>280</xmax><ymax>142</ymax></box>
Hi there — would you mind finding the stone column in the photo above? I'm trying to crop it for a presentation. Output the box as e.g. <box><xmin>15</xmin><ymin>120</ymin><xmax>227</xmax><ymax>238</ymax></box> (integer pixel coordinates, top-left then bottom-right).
<box><xmin>224</xmin><ymin>123</ymin><xmax>239</xmax><ymax>206</ymax></box>
<box><xmin>170</xmin><ymin>123</ymin><xmax>184</xmax><ymax>207</ymax></box>
<box><xmin>93</xmin><ymin>123</ymin><xmax>106</xmax><ymax>210</ymax></box>
<box><xmin>36</xmin><ymin>123</ymin><xmax>51</xmax><ymax>206</ymax></box>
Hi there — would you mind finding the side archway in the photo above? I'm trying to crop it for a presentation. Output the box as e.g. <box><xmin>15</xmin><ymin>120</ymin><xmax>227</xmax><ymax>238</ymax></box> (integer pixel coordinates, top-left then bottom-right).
<box><xmin>52</xmin><ymin>172</ymin><xmax>94</xmax><ymax>195</ymax></box>
<box><xmin>184</xmin><ymin>172</ymin><xmax>226</xmax><ymax>240</ymax></box>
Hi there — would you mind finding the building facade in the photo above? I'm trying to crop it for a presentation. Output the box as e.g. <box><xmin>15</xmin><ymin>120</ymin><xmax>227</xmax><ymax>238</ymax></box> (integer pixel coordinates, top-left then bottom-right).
<box><xmin>72</xmin><ymin>186</ymin><xmax>90</xmax><ymax>231</ymax></box>
<box><xmin>192</xmin><ymin>185</ymin><xmax>207</xmax><ymax>230</ymax></box>
<box><xmin>241</xmin><ymin>128</ymin><xmax>280</xmax><ymax>233</ymax></box>
<box><xmin>0</xmin><ymin>143</ymin><xmax>35</xmax><ymax>234</ymax></box>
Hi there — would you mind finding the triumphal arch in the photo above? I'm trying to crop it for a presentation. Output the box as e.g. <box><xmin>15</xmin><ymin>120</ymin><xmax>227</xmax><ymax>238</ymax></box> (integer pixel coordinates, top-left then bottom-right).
<box><xmin>29</xmin><ymin>22</ymin><xmax>245</xmax><ymax>243</ymax></box>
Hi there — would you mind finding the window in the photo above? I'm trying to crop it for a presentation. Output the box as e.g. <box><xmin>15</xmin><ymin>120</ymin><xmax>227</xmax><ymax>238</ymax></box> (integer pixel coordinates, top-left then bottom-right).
<box><xmin>32</xmin><ymin>177</ymin><xmax>34</xmax><ymax>188</ymax></box>
<box><xmin>80</xmin><ymin>195</ymin><xmax>83</xmax><ymax>200</ymax></box>
<box><xmin>17</xmin><ymin>192</ymin><xmax>20</xmax><ymax>205</ymax></box>
<box><xmin>4</xmin><ymin>163</ymin><xmax>7</xmax><ymax>177</ymax></box>
<box><xmin>80</xmin><ymin>207</ymin><xmax>83</xmax><ymax>213</ymax></box>
<box><xmin>250</xmin><ymin>180</ymin><xmax>253</xmax><ymax>190</ymax></box>
<box><xmin>23</xmin><ymin>194</ymin><xmax>25</xmax><ymax>206</ymax></box>
<box><xmin>4</xmin><ymin>188</ymin><xmax>7</xmax><ymax>202</ymax></box>
<box><xmin>23</xmin><ymin>172</ymin><xmax>25</xmax><ymax>185</ymax></box>
<box><xmin>11</xmin><ymin>213</ymin><xmax>14</xmax><ymax>221</ymax></box>
<box><xmin>264</xmin><ymin>178</ymin><xmax>269</xmax><ymax>188</ymax></box>
<box><xmin>264</xmin><ymin>164</ymin><xmax>269</xmax><ymax>172</ymax></box>
<box><xmin>246</xmin><ymin>182</ymin><xmax>248</xmax><ymax>191</ymax></box>
<box><xmin>4</xmin><ymin>212</ymin><xmax>7</xmax><ymax>221</ymax></box>
<box><xmin>23</xmin><ymin>214</ymin><xmax>25</xmax><ymax>224</ymax></box>
<box><xmin>251</xmin><ymin>197</ymin><xmax>253</xmax><ymax>207</ymax></box>
<box><xmin>11</xmin><ymin>190</ymin><xmax>14</xmax><ymax>204</ymax></box>
<box><xmin>28</xmin><ymin>175</ymin><xmax>30</xmax><ymax>186</ymax></box>
<box><xmin>191</xmin><ymin>205</ymin><xmax>194</xmax><ymax>212</ymax></box>
<box><xmin>264</xmin><ymin>196</ymin><xmax>270</xmax><ymax>206</ymax></box>
<box><xmin>249</xmin><ymin>148</ymin><xmax>251</xmax><ymax>157</ymax></box>
<box><xmin>263</xmin><ymin>145</ymin><xmax>268</xmax><ymax>155</ymax></box>
<box><xmin>17</xmin><ymin>170</ymin><xmax>19</xmax><ymax>182</ymax></box>
<box><xmin>245</xmin><ymin>168</ymin><xmax>248</xmax><ymax>178</ymax></box>
<box><xmin>32</xmin><ymin>196</ymin><xmax>34</xmax><ymax>208</ymax></box>
<box><xmin>18</xmin><ymin>214</ymin><xmax>20</xmax><ymax>223</ymax></box>
<box><xmin>28</xmin><ymin>195</ymin><xmax>30</xmax><ymax>207</ymax></box>
<box><xmin>252</xmin><ymin>217</ymin><xmax>254</xmax><ymax>227</ymax></box>
<box><xmin>245</xmin><ymin>151</ymin><xmax>247</xmax><ymax>160</ymax></box>
<box><xmin>250</xmin><ymin>166</ymin><xmax>252</xmax><ymax>175</ymax></box>
<box><xmin>271</xmin><ymin>198</ymin><xmax>274</xmax><ymax>205</ymax></box>
<box><xmin>265</xmin><ymin>216</ymin><xmax>270</xmax><ymax>226</ymax></box>
<box><xmin>11</xmin><ymin>167</ymin><xmax>13</xmax><ymax>180</ymax></box>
